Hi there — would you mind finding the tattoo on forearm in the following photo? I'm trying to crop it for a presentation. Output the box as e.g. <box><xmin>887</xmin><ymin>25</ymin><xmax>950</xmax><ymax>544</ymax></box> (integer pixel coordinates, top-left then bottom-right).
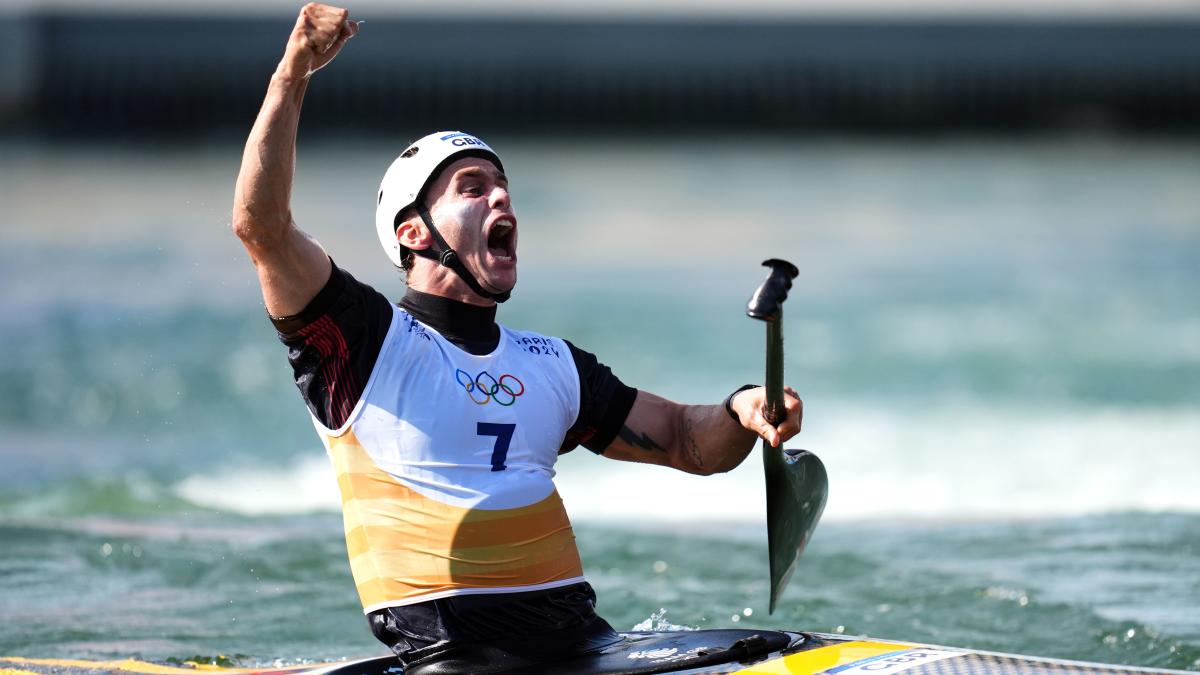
<box><xmin>682</xmin><ymin>415</ymin><xmax>703</xmax><ymax>470</ymax></box>
<box><xmin>618</xmin><ymin>425</ymin><xmax>668</xmax><ymax>454</ymax></box>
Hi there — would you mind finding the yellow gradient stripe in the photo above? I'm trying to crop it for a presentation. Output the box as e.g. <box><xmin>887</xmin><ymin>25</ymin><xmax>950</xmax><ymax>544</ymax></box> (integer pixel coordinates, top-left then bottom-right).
<box><xmin>325</xmin><ymin>430</ymin><xmax>586</xmax><ymax>606</ymax></box>
<box><xmin>346</xmin><ymin>525</ymin><xmax>579</xmax><ymax>570</ymax></box>
<box><xmin>341</xmin><ymin>497</ymin><xmax>573</xmax><ymax>552</ymax></box>
<box><xmin>349</xmin><ymin>545</ymin><xmax>581</xmax><ymax>582</ymax></box>
<box><xmin>734</xmin><ymin>641</ymin><xmax>912</xmax><ymax>674</ymax></box>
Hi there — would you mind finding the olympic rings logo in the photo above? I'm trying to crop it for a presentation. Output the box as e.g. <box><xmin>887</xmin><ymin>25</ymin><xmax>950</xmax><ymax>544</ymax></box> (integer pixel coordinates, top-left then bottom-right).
<box><xmin>455</xmin><ymin>369</ymin><xmax>526</xmax><ymax>406</ymax></box>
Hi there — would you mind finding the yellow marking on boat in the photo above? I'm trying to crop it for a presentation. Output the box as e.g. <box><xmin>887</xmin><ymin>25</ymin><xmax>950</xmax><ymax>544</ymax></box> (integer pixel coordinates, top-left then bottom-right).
<box><xmin>1</xmin><ymin>668</ymin><xmax>43</xmax><ymax>675</ymax></box>
<box><xmin>0</xmin><ymin>656</ymin><xmax>335</xmax><ymax>674</ymax></box>
<box><xmin>185</xmin><ymin>664</ymin><xmax>244</xmax><ymax>672</ymax></box>
<box><xmin>734</xmin><ymin>640</ymin><xmax>911</xmax><ymax>674</ymax></box>
<box><xmin>1</xmin><ymin>658</ymin><xmax>204</xmax><ymax>674</ymax></box>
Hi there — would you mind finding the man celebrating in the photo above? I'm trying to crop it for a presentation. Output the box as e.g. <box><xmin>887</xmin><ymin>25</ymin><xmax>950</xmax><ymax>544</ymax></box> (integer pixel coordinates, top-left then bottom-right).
<box><xmin>232</xmin><ymin>4</ymin><xmax>804</xmax><ymax>672</ymax></box>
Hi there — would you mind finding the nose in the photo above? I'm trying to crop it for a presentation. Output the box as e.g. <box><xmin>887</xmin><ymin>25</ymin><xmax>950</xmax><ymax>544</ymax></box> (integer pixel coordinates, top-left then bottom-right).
<box><xmin>489</xmin><ymin>185</ymin><xmax>511</xmax><ymax>211</ymax></box>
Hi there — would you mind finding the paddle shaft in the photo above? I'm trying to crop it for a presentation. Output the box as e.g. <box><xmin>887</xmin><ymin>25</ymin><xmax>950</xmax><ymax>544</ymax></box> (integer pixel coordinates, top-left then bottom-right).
<box><xmin>763</xmin><ymin>311</ymin><xmax>785</xmax><ymax>427</ymax></box>
<box><xmin>762</xmin><ymin>306</ymin><xmax>786</xmax><ymax>613</ymax></box>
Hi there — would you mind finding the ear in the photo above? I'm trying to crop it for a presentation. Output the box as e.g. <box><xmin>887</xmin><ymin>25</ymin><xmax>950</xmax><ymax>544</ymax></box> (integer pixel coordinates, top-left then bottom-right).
<box><xmin>396</xmin><ymin>213</ymin><xmax>431</xmax><ymax>251</ymax></box>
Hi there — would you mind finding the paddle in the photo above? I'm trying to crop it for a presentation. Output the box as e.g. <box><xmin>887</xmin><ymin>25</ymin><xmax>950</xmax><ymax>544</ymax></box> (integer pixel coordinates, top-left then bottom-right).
<box><xmin>746</xmin><ymin>259</ymin><xmax>829</xmax><ymax>614</ymax></box>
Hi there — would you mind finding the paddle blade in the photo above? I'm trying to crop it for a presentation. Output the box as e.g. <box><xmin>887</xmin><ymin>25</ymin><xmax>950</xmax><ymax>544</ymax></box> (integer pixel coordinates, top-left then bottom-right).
<box><xmin>764</xmin><ymin>446</ymin><xmax>828</xmax><ymax>614</ymax></box>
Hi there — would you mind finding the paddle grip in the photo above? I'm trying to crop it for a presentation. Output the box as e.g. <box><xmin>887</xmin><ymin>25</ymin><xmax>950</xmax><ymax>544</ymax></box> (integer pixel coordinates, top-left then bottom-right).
<box><xmin>746</xmin><ymin>259</ymin><xmax>800</xmax><ymax>322</ymax></box>
<box><xmin>748</xmin><ymin>259</ymin><xmax>797</xmax><ymax>426</ymax></box>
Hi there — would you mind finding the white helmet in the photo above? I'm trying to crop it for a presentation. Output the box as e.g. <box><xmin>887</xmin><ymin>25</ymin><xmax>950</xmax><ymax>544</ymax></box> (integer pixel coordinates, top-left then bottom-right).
<box><xmin>375</xmin><ymin>131</ymin><xmax>504</xmax><ymax>268</ymax></box>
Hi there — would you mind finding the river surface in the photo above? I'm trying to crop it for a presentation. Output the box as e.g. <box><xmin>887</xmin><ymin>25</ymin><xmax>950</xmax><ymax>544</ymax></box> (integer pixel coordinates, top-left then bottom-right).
<box><xmin>1</xmin><ymin>135</ymin><xmax>1197</xmax><ymax>670</ymax></box>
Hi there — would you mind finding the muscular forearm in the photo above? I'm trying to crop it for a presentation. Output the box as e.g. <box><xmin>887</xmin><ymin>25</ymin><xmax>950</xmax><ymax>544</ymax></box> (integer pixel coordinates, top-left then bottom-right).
<box><xmin>232</xmin><ymin>73</ymin><xmax>308</xmax><ymax>248</ymax></box>
<box><xmin>608</xmin><ymin>386</ymin><xmax>802</xmax><ymax>475</ymax></box>
<box><xmin>612</xmin><ymin>391</ymin><xmax>756</xmax><ymax>476</ymax></box>
<box><xmin>674</xmin><ymin>403</ymin><xmax>757</xmax><ymax>475</ymax></box>
<box><xmin>229</xmin><ymin>4</ymin><xmax>355</xmax><ymax>316</ymax></box>
<box><xmin>232</xmin><ymin>3</ymin><xmax>355</xmax><ymax>250</ymax></box>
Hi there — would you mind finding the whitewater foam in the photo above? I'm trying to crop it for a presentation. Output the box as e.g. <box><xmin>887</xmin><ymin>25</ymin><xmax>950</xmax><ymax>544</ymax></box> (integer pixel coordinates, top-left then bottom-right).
<box><xmin>557</xmin><ymin>404</ymin><xmax>1200</xmax><ymax>523</ymax></box>
<box><xmin>172</xmin><ymin>404</ymin><xmax>1200</xmax><ymax>522</ymax></box>
<box><xmin>173</xmin><ymin>454</ymin><xmax>340</xmax><ymax>515</ymax></box>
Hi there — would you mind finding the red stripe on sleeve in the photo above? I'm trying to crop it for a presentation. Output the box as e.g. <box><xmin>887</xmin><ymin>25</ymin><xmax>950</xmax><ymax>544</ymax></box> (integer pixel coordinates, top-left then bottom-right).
<box><xmin>298</xmin><ymin>315</ymin><xmax>362</xmax><ymax>428</ymax></box>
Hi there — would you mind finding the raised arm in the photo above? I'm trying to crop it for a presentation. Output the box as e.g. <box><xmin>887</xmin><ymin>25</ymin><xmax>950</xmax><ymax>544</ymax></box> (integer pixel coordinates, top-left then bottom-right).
<box><xmin>231</xmin><ymin>3</ymin><xmax>359</xmax><ymax>316</ymax></box>
<box><xmin>602</xmin><ymin>386</ymin><xmax>803</xmax><ymax>475</ymax></box>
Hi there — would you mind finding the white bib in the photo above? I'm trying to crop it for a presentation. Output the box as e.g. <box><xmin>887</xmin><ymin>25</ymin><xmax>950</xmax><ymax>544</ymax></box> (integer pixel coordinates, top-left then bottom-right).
<box><xmin>315</xmin><ymin>307</ymin><xmax>587</xmax><ymax>612</ymax></box>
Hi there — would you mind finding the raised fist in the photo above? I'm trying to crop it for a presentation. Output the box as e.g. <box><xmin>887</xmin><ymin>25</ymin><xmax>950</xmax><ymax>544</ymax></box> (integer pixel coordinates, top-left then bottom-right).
<box><xmin>279</xmin><ymin>3</ymin><xmax>359</xmax><ymax>81</ymax></box>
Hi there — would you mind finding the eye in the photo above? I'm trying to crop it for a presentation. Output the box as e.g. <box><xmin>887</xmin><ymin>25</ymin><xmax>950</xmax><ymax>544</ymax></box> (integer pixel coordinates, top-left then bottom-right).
<box><xmin>462</xmin><ymin>183</ymin><xmax>484</xmax><ymax>197</ymax></box>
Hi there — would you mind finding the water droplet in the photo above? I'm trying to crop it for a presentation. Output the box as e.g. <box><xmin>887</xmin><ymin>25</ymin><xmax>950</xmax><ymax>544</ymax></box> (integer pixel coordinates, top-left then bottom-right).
<box><xmin>1018</xmin><ymin>595</ymin><xmax>1029</xmax><ymax>607</ymax></box>
<box><xmin>132</xmin><ymin>546</ymin><xmax>143</xmax><ymax>558</ymax></box>
<box><xmin>1103</xmin><ymin>634</ymin><xmax>1118</xmax><ymax>646</ymax></box>
<box><xmin>730</xmin><ymin>614</ymin><xmax>740</xmax><ymax>622</ymax></box>
<box><xmin>1125</xmin><ymin>628</ymin><xmax>1136</xmax><ymax>640</ymax></box>
<box><xmin>653</xmin><ymin>560</ymin><xmax>668</xmax><ymax>574</ymax></box>
<box><xmin>743</xmin><ymin>608</ymin><xmax>753</xmax><ymax>617</ymax></box>
<box><xmin>835</xmin><ymin>625</ymin><xmax>845</xmax><ymax>634</ymax></box>
<box><xmin>877</xmin><ymin>604</ymin><xmax>892</xmax><ymax>613</ymax></box>
<box><xmin>100</xmin><ymin>543</ymin><xmax>113</xmax><ymax>556</ymax></box>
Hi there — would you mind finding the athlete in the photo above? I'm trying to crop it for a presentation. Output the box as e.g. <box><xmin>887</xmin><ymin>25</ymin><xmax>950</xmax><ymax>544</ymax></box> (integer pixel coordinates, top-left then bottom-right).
<box><xmin>232</xmin><ymin>4</ymin><xmax>804</xmax><ymax>672</ymax></box>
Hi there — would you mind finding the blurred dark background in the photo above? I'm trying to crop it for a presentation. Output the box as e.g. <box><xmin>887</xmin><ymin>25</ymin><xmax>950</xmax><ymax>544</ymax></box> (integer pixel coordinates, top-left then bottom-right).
<box><xmin>2</xmin><ymin>2</ymin><xmax>1199</xmax><ymax>137</ymax></box>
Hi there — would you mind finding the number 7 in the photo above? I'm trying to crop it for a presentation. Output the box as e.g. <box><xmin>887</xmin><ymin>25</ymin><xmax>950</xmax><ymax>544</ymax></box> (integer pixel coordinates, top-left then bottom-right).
<box><xmin>477</xmin><ymin>423</ymin><xmax>516</xmax><ymax>472</ymax></box>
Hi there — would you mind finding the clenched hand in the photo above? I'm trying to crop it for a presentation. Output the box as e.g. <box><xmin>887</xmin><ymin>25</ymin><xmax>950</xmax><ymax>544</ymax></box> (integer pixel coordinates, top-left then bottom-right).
<box><xmin>278</xmin><ymin>3</ymin><xmax>359</xmax><ymax>82</ymax></box>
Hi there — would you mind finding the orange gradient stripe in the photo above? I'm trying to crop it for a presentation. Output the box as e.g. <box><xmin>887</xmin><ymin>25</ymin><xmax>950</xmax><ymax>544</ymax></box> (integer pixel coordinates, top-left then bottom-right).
<box><xmin>325</xmin><ymin>431</ymin><xmax>584</xmax><ymax>608</ymax></box>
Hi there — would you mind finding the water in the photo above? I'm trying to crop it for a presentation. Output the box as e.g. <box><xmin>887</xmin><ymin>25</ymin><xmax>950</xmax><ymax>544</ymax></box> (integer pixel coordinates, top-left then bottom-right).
<box><xmin>1</xmin><ymin>135</ymin><xmax>1198</xmax><ymax>670</ymax></box>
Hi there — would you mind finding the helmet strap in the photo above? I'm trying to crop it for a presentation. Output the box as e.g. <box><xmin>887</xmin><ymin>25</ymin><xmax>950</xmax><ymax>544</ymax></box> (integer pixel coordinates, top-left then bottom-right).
<box><xmin>411</xmin><ymin>205</ymin><xmax>511</xmax><ymax>304</ymax></box>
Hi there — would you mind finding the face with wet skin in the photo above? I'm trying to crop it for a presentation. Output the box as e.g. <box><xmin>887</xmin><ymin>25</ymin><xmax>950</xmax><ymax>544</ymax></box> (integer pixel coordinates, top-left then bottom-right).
<box><xmin>397</xmin><ymin>157</ymin><xmax>518</xmax><ymax>303</ymax></box>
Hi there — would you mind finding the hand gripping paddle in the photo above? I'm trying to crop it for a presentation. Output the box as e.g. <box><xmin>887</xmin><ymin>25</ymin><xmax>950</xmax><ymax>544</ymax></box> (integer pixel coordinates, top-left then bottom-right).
<box><xmin>746</xmin><ymin>259</ymin><xmax>828</xmax><ymax>614</ymax></box>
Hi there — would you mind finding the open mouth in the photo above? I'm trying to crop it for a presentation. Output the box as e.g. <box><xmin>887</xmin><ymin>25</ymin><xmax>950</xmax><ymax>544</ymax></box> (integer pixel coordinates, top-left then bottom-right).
<box><xmin>486</xmin><ymin>218</ymin><xmax>517</xmax><ymax>262</ymax></box>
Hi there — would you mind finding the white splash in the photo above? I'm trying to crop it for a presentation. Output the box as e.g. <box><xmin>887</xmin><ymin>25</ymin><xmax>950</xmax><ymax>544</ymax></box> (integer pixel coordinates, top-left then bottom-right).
<box><xmin>173</xmin><ymin>453</ymin><xmax>340</xmax><ymax>515</ymax></box>
<box><xmin>556</xmin><ymin>403</ymin><xmax>1200</xmax><ymax>523</ymax></box>
<box><xmin>631</xmin><ymin>608</ymin><xmax>698</xmax><ymax>632</ymax></box>
<box><xmin>173</xmin><ymin>403</ymin><xmax>1200</xmax><ymax>522</ymax></box>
